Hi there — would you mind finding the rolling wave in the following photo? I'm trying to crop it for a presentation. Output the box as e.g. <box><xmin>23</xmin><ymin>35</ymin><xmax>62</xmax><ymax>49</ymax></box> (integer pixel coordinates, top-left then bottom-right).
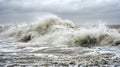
<box><xmin>0</xmin><ymin>16</ymin><xmax>120</xmax><ymax>47</ymax></box>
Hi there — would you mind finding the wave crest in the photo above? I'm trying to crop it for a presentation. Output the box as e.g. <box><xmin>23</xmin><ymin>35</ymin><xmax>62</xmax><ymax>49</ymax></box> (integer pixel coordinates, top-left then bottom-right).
<box><xmin>0</xmin><ymin>16</ymin><xmax>120</xmax><ymax>47</ymax></box>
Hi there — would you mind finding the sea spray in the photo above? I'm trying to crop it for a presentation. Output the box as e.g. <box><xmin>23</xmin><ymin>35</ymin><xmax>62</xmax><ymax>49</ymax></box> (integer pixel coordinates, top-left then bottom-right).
<box><xmin>0</xmin><ymin>16</ymin><xmax>120</xmax><ymax>66</ymax></box>
<box><xmin>0</xmin><ymin>16</ymin><xmax>120</xmax><ymax>47</ymax></box>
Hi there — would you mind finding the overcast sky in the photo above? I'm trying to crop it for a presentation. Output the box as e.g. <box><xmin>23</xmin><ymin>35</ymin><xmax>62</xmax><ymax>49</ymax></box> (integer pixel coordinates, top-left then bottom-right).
<box><xmin>0</xmin><ymin>0</ymin><xmax>120</xmax><ymax>24</ymax></box>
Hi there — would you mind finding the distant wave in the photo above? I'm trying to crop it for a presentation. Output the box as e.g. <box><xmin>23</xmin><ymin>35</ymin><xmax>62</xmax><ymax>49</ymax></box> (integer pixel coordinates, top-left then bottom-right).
<box><xmin>0</xmin><ymin>16</ymin><xmax>120</xmax><ymax>47</ymax></box>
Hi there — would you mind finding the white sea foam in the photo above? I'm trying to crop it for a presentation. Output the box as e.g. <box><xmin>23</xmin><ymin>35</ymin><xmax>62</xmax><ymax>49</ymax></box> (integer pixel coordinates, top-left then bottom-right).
<box><xmin>0</xmin><ymin>16</ymin><xmax>120</xmax><ymax>66</ymax></box>
<box><xmin>0</xmin><ymin>16</ymin><xmax>120</xmax><ymax>47</ymax></box>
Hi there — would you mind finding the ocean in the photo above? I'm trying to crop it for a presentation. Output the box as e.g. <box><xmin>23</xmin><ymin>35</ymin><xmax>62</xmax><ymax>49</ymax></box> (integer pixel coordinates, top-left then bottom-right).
<box><xmin>0</xmin><ymin>16</ymin><xmax>120</xmax><ymax>67</ymax></box>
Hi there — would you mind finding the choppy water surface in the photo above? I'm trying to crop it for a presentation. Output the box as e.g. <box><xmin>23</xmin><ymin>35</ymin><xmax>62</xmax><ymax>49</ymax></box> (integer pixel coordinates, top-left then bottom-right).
<box><xmin>0</xmin><ymin>40</ymin><xmax>120</xmax><ymax>67</ymax></box>
<box><xmin>0</xmin><ymin>17</ymin><xmax>120</xmax><ymax>66</ymax></box>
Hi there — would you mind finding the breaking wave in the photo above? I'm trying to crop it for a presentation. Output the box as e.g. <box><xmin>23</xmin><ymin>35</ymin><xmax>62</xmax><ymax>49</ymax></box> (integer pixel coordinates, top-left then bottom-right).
<box><xmin>0</xmin><ymin>16</ymin><xmax>120</xmax><ymax>47</ymax></box>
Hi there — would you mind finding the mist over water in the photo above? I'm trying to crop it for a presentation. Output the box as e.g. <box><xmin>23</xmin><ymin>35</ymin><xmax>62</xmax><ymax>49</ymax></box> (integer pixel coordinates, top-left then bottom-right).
<box><xmin>1</xmin><ymin>16</ymin><xmax>120</xmax><ymax>47</ymax></box>
<box><xmin>0</xmin><ymin>16</ymin><xmax>120</xmax><ymax>66</ymax></box>
<box><xmin>0</xmin><ymin>0</ymin><xmax>120</xmax><ymax>66</ymax></box>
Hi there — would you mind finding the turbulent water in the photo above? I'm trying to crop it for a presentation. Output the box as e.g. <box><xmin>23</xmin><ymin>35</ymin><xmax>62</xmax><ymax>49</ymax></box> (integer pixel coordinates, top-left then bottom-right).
<box><xmin>0</xmin><ymin>16</ymin><xmax>120</xmax><ymax>66</ymax></box>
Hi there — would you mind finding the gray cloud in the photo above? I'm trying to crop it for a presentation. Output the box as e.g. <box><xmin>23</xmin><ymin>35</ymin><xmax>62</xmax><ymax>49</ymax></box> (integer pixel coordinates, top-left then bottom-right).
<box><xmin>0</xmin><ymin>0</ymin><xmax>120</xmax><ymax>24</ymax></box>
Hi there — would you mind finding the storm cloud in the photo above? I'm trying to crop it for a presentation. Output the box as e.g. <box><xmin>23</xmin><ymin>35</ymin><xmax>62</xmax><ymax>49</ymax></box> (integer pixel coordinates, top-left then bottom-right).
<box><xmin>0</xmin><ymin>0</ymin><xmax>120</xmax><ymax>24</ymax></box>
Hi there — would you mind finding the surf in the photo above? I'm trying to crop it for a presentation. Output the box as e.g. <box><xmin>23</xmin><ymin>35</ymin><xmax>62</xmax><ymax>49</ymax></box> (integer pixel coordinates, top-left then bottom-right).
<box><xmin>0</xmin><ymin>16</ymin><xmax>120</xmax><ymax>47</ymax></box>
